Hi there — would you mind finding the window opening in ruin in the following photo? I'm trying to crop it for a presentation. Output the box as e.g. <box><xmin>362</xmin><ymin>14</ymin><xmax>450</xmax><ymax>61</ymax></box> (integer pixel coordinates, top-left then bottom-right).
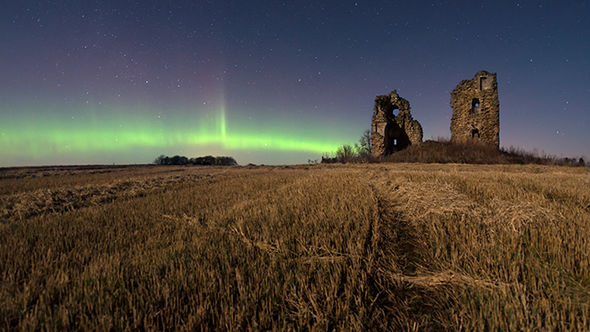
<box><xmin>392</xmin><ymin>106</ymin><xmax>399</xmax><ymax>117</ymax></box>
<box><xmin>471</xmin><ymin>128</ymin><xmax>480</xmax><ymax>139</ymax></box>
<box><xmin>472</xmin><ymin>98</ymin><xmax>480</xmax><ymax>114</ymax></box>
<box><xmin>393</xmin><ymin>138</ymin><xmax>398</xmax><ymax>146</ymax></box>
<box><xmin>480</xmin><ymin>77</ymin><xmax>487</xmax><ymax>90</ymax></box>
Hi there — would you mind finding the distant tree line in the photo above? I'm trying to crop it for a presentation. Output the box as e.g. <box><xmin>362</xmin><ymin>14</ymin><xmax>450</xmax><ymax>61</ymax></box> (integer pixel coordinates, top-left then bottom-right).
<box><xmin>154</xmin><ymin>155</ymin><xmax>238</xmax><ymax>166</ymax></box>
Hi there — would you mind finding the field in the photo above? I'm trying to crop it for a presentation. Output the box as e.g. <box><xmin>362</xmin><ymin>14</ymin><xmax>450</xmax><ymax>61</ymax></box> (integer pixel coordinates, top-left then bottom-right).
<box><xmin>1</xmin><ymin>163</ymin><xmax>589</xmax><ymax>330</ymax></box>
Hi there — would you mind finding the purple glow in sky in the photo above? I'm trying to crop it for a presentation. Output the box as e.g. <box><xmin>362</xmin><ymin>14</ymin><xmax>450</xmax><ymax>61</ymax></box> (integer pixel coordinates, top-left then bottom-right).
<box><xmin>1</xmin><ymin>1</ymin><xmax>589</xmax><ymax>165</ymax></box>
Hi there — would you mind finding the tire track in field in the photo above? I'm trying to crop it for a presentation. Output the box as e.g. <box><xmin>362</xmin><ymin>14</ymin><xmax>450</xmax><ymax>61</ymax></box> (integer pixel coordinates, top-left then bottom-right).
<box><xmin>365</xmin><ymin>171</ymin><xmax>455</xmax><ymax>330</ymax></box>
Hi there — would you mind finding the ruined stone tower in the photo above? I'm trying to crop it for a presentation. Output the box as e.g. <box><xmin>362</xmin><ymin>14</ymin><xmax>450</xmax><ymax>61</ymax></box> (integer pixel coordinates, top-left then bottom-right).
<box><xmin>450</xmin><ymin>71</ymin><xmax>499</xmax><ymax>147</ymax></box>
<box><xmin>371</xmin><ymin>90</ymin><xmax>423</xmax><ymax>157</ymax></box>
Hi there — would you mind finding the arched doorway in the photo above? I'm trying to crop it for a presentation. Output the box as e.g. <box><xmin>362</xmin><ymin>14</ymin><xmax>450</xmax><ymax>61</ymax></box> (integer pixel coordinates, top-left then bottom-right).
<box><xmin>385</xmin><ymin>122</ymin><xmax>410</xmax><ymax>154</ymax></box>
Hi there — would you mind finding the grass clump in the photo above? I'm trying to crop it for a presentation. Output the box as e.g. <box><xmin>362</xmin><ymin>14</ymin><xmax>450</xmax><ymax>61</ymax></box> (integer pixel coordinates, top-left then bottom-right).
<box><xmin>325</xmin><ymin>135</ymin><xmax>587</xmax><ymax>166</ymax></box>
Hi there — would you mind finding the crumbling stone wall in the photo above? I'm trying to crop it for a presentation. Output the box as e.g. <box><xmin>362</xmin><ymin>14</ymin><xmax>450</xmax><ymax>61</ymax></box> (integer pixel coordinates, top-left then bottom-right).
<box><xmin>371</xmin><ymin>90</ymin><xmax>423</xmax><ymax>157</ymax></box>
<box><xmin>450</xmin><ymin>71</ymin><xmax>499</xmax><ymax>147</ymax></box>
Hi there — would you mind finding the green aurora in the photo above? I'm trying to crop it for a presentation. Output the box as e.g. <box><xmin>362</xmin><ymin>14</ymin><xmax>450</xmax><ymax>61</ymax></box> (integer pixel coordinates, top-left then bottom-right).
<box><xmin>0</xmin><ymin>105</ymin><xmax>359</xmax><ymax>166</ymax></box>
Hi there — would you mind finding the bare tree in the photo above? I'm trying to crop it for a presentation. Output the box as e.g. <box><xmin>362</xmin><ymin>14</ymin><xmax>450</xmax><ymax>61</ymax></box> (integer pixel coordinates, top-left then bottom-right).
<box><xmin>357</xmin><ymin>129</ymin><xmax>371</xmax><ymax>157</ymax></box>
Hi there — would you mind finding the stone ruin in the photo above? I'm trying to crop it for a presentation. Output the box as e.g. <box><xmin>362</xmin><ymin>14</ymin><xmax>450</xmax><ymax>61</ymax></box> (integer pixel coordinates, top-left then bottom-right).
<box><xmin>371</xmin><ymin>90</ymin><xmax>423</xmax><ymax>157</ymax></box>
<box><xmin>369</xmin><ymin>70</ymin><xmax>499</xmax><ymax>157</ymax></box>
<box><xmin>450</xmin><ymin>71</ymin><xmax>500</xmax><ymax>147</ymax></box>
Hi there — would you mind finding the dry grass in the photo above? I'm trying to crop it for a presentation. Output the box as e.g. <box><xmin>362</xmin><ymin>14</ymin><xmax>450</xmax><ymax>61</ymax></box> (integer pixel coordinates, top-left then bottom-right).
<box><xmin>0</xmin><ymin>163</ymin><xmax>589</xmax><ymax>330</ymax></box>
<box><xmin>328</xmin><ymin>138</ymin><xmax>586</xmax><ymax>165</ymax></box>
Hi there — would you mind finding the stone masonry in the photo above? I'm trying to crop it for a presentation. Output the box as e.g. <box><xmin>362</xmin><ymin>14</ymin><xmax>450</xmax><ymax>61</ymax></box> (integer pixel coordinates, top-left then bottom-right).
<box><xmin>450</xmin><ymin>71</ymin><xmax>499</xmax><ymax>147</ymax></box>
<box><xmin>371</xmin><ymin>90</ymin><xmax>423</xmax><ymax>157</ymax></box>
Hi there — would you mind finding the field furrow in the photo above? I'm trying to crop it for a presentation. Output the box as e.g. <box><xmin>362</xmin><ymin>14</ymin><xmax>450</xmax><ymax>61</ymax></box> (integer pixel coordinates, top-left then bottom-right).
<box><xmin>0</xmin><ymin>164</ymin><xmax>588</xmax><ymax>330</ymax></box>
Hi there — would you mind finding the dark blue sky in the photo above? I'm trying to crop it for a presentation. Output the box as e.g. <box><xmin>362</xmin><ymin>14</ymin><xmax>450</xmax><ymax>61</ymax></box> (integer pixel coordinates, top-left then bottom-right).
<box><xmin>1</xmin><ymin>0</ymin><xmax>589</xmax><ymax>165</ymax></box>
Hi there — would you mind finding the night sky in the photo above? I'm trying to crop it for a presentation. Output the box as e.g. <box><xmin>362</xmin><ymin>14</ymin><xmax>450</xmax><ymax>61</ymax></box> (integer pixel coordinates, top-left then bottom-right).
<box><xmin>1</xmin><ymin>1</ymin><xmax>589</xmax><ymax>166</ymax></box>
